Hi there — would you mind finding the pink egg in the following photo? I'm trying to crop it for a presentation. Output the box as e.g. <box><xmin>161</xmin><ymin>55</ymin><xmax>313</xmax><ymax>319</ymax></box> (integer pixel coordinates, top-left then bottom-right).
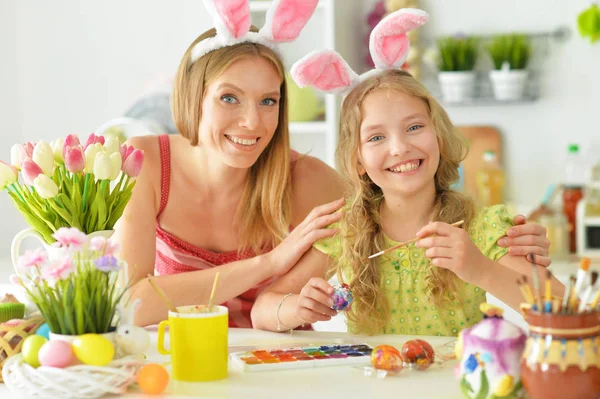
<box><xmin>38</xmin><ymin>340</ymin><xmax>76</xmax><ymax>368</ymax></box>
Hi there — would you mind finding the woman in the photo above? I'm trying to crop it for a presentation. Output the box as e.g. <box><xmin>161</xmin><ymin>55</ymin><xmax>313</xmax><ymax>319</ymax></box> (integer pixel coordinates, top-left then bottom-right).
<box><xmin>116</xmin><ymin>2</ymin><xmax>551</xmax><ymax>327</ymax></box>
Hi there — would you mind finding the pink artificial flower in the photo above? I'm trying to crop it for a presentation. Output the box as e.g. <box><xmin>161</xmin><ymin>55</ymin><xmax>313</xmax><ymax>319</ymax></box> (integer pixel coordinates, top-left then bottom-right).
<box><xmin>23</xmin><ymin>142</ymin><xmax>35</xmax><ymax>158</ymax></box>
<box><xmin>9</xmin><ymin>274</ymin><xmax>22</xmax><ymax>286</ymax></box>
<box><xmin>64</xmin><ymin>145</ymin><xmax>85</xmax><ymax>173</ymax></box>
<box><xmin>84</xmin><ymin>133</ymin><xmax>105</xmax><ymax>150</ymax></box>
<box><xmin>119</xmin><ymin>144</ymin><xmax>135</xmax><ymax>162</ymax></box>
<box><xmin>89</xmin><ymin>236</ymin><xmax>106</xmax><ymax>252</ymax></box>
<box><xmin>63</xmin><ymin>134</ymin><xmax>81</xmax><ymax>158</ymax></box>
<box><xmin>20</xmin><ymin>158</ymin><xmax>44</xmax><ymax>186</ymax></box>
<box><xmin>52</xmin><ymin>227</ymin><xmax>88</xmax><ymax>249</ymax></box>
<box><xmin>18</xmin><ymin>248</ymin><xmax>48</xmax><ymax>269</ymax></box>
<box><xmin>122</xmin><ymin>149</ymin><xmax>144</xmax><ymax>177</ymax></box>
<box><xmin>43</xmin><ymin>257</ymin><xmax>74</xmax><ymax>282</ymax></box>
<box><xmin>89</xmin><ymin>236</ymin><xmax>119</xmax><ymax>255</ymax></box>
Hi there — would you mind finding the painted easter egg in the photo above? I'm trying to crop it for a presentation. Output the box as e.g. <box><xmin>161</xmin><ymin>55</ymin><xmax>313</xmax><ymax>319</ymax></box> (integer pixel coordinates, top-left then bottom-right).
<box><xmin>331</xmin><ymin>284</ymin><xmax>353</xmax><ymax>311</ymax></box>
<box><xmin>72</xmin><ymin>334</ymin><xmax>114</xmax><ymax>366</ymax></box>
<box><xmin>137</xmin><ymin>363</ymin><xmax>170</xmax><ymax>394</ymax></box>
<box><xmin>38</xmin><ymin>340</ymin><xmax>75</xmax><ymax>368</ymax></box>
<box><xmin>401</xmin><ymin>339</ymin><xmax>435</xmax><ymax>370</ymax></box>
<box><xmin>35</xmin><ymin>323</ymin><xmax>50</xmax><ymax>340</ymax></box>
<box><xmin>21</xmin><ymin>335</ymin><xmax>48</xmax><ymax>368</ymax></box>
<box><xmin>370</xmin><ymin>344</ymin><xmax>403</xmax><ymax>372</ymax></box>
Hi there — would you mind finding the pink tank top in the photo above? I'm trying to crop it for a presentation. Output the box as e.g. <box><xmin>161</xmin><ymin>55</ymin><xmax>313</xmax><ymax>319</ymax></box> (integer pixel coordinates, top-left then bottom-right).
<box><xmin>154</xmin><ymin>135</ymin><xmax>301</xmax><ymax>328</ymax></box>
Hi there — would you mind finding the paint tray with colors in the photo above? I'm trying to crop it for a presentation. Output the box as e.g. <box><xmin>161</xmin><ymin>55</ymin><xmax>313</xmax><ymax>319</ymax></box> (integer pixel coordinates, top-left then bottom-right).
<box><xmin>230</xmin><ymin>344</ymin><xmax>374</xmax><ymax>372</ymax></box>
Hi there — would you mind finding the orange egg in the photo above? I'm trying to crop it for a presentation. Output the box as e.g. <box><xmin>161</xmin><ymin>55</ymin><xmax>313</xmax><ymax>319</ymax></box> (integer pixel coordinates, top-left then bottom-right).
<box><xmin>137</xmin><ymin>363</ymin><xmax>169</xmax><ymax>395</ymax></box>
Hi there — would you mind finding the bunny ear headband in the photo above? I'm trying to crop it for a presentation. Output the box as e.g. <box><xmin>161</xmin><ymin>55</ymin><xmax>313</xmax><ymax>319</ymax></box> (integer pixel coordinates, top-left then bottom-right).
<box><xmin>191</xmin><ymin>0</ymin><xmax>319</xmax><ymax>63</ymax></box>
<box><xmin>291</xmin><ymin>8</ymin><xmax>429</xmax><ymax>97</ymax></box>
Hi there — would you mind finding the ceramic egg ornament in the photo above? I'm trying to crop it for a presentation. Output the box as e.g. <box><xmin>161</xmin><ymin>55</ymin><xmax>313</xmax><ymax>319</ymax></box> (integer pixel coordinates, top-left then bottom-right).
<box><xmin>331</xmin><ymin>284</ymin><xmax>353</xmax><ymax>311</ymax></box>
<box><xmin>72</xmin><ymin>334</ymin><xmax>115</xmax><ymax>366</ymax></box>
<box><xmin>370</xmin><ymin>345</ymin><xmax>403</xmax><ymax>373</ymax></box>
<box><xmin>38</xmin><ymin>340</ymin><xmax>75</xmax><ymax>368</ymax></box>
<box><xmin>401</xmin><ymin>339</ymin><xmax>435</xmax><ymax>370</ymax></box>
<box><xmin>21</xmin><ymin>334</ymin><xmax>47</xmax><ymax>368</ymax></box>
<box><xmin>35</xmin><ymin>323</ymin><xmax>50</xmax><ymax>340</ymax></box>
<box><xmin>137</xmin><ymin>363</ymin><xmax>170</xmax><ymax>394</ymax></box>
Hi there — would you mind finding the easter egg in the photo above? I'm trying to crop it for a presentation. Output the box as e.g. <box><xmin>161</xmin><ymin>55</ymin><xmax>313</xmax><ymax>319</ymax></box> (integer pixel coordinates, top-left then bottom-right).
<box><xmin>400</xmin><ymin>339</ymin><xmax>435</xmax><ymax>370</ymax></box>
<box><xmin>137</xmin><ymin>363</ymin><xmax>169</xmax><ymax>394</ymax></box>
<box><xmin>370</xmin><ymin>344</ymin><xmax>403</xmax><ymax>372</ymax></box>
<box><xmin>35</xmin><ymin>323</ymin><xmax>50</xmax><ymax>340</ymax></box>
<box><xmin>21</xmin><ymin>335</ymin><xmax>48</xmax><ymax>367</ymax></box>
<box><xmin>38</xmin><ymin>340</ymin><xmax>75</xmax><ymax>368</ymax></box>
<box><xmin>331</xmin><ymin>284</ymin><xmax>353</xmax><ymax>311</ymax></box>
<box><xmin>72</xmin><ymin>334</ymin><xmax>114</xmax><ymax>366</ymax></box>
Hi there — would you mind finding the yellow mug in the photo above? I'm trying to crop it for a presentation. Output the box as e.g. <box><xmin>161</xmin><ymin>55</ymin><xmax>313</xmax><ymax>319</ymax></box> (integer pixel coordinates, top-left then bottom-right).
<box><xmin>157</xmin><ymin>305</ymin><xmax>228</xmax><ymax>382</ymax></box>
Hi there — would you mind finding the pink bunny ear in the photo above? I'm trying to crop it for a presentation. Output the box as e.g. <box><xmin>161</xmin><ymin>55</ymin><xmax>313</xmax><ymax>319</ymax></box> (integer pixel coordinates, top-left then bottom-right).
<box><xmin>260</xmin><ymin>0</ymin><xmax>319</xmax><ymax>42</ymax></box>
<box><xmin>203</xmin><ymin>0</ymin><xmax>251</xmax><ymax>39</ymax></box>
<box><xmin>291</xmin><ymin>50</ymin><xmax>359</xmax><ymax>94</ymax></box>
<box><xmin>369</xmin><ymin>8</ymin><xmax>429</xmax><ymax>70</ymax></box>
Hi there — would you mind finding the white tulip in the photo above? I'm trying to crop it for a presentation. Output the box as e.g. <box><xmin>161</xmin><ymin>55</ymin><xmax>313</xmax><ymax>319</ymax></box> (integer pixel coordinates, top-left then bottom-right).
<box><xmin>108</xmin><ymin>152</ymin><xmax>122</xmax><ymax>180</ymax></box>
<box><xmin>33</xmin><ymin>174</ymin><xmax>59</xmax><ymax>198</ymax></box>
<box><xmin>93</xmin><ymin>153</ymin><xmax>113</xmax><ymax>180</ymax></box>
<box><xmin>50</xmin><ymin>138</ymin><xmax>65</xmax><ymax>163</ymax></box>
<box><xmin>0</xmin><ymin>161</ymin><xmax>18</xmax><ymax>189</ymax></box>
<box><xmin>104</xmin><ymin>135</ymin><xmax>121</xmax><ymax>155</ymax></box>
<box><xmin>32</xmin><ymin>140</ymin><xmax>54</xmax><ymax>176</ymax></box>
<box><xmin>10</xmin><ymin>144</ymin><xmax>24</xmax><ymax>170</ymax></box>
<box><xmin>84</xmin><ymin>142</ymin><xmax>102</xmax><ymax>174</ymax></box>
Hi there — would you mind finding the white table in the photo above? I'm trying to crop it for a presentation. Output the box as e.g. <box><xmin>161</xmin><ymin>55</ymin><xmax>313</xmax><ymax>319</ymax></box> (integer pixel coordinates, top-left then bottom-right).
<box><xmin>1</xmin><ymin>328</ymin><xmax>462</xmax><ymax>399</ymax></box>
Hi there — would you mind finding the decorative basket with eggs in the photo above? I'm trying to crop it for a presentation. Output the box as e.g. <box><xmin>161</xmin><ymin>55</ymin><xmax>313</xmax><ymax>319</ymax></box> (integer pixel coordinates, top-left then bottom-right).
<box><xmin>0</xmin><ymin>316</ymin><xmax>44</xmax><ymax>383</ymax></box>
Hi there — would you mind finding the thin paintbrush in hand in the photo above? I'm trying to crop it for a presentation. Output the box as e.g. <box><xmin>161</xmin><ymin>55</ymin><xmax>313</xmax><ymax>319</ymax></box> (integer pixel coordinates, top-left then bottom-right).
<box><xmin>147</xmin><ymin>274</ymin><xmax>178</xmax><ymax>313</ymax></box>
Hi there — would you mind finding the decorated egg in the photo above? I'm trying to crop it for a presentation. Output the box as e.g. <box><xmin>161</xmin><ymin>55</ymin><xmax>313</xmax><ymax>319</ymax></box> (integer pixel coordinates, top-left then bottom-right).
<box><xmin>401</xmin><ymin>339</ymin><xmax>435</xmax><ymax>370</ymax></box>
<box><xmin>38</xmin><ymin>340</ymin><xmax>75</xmax><ymax>368</ymax></box>
<box><xmin>21</xmin><ymin>335</ymin><xmax>48</xmax><ymax>367</ymax></box>
<box><xmin>331</xmin><ymin>284</ymin><xmax>353</xmax><ymax>311</ymax></box>
<box><xmin>35</xmin><ymin>323</ymin><xmax>50</xmax><ymax>340</ymax></box>
<box><xmin>72</xmin><ymin>334</ymin><xmax>114</xmax><ymax>366</ymax></box>
<box><xmin>370</xmin><ymin>344</ymin><xmax>403</xmax><ymax>372</ymax></box>
<box><xmin>137</xmin><ymin>363</ymin><xmax>169</xmax><ymax>394</ymax></box>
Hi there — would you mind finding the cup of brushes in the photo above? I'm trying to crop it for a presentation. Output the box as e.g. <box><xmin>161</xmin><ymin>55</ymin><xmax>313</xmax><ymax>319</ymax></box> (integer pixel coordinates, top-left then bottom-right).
<box><xmin>519</xmin><ymin>257</ymin><xmax>600</xmax><ymax>399</ymax></box>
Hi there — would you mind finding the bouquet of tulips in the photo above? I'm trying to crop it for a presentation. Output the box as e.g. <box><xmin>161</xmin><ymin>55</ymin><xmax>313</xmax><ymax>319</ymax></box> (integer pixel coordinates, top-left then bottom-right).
<box><xmin>14</xmin><ymin>227</ymin><xmax>129</xmax><ymax>335</ymax></box>
<box><xmin>0</xmin><ymin>133</ymin><xmax>144</xmax><ymax>244</ymax></box>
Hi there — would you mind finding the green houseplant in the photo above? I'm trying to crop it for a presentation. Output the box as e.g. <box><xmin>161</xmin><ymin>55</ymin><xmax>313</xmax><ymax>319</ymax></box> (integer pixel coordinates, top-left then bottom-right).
<box><xmin>487</xmin><ymin>34</ymin><xmax>531</xmax><ymax>100</ymax></box>
<box><xmin>436</xmin><ymin>36</ymin><xmax>480</xmax><ymax>102</ymax></box>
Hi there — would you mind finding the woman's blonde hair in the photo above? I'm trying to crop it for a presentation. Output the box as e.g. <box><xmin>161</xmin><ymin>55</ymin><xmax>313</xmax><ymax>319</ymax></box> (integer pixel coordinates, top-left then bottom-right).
<box><xmin>336</xmin><ymin>70</ymin><xmax>476</xmax><ymax>335</ymax></box>
<box><xmin>172</xmin><ymin>27</ymin><xmax>292</xmax><ymax>253</ymax></box>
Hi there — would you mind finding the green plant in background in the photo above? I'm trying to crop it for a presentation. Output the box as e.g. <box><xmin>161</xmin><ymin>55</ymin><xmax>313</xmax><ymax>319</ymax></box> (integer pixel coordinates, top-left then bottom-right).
<box><xmin>487</xmin><ymin>34</ymin><xmax>531</xmax><ymax>70</ymax></box>
<box><xmin>436</xmin><ymin>36</ymin><xmax>480</xmax><ymax>72</ymax></box>
<box><xmin>577</xmin><ymin>3</ymin><xmax>600</xmax><ymax>43</ymax></box>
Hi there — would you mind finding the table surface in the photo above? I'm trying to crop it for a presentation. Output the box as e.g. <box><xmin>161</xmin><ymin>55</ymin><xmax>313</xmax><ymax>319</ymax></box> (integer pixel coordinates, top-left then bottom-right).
<box><xmin>1</xmin><ymin>328</ymin><xmax>463</xmax><ymax>399</ymax></box>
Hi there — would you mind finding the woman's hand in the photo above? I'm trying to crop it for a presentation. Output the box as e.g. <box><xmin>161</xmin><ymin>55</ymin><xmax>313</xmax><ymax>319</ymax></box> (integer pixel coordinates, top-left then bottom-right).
<box><xmin>497</xmin><ymin>215</ymin><xmax>551</xmax><ymax>267</ymax></box>
<box><xmin>264</xmin><ymin>197</ymin><xmax>344</xmax><ymax>277</ymax></box>
<box><xmin>295</xmin><ymin>277</ymin><xmax>337</xmax><ymax>323</ymax></box>
<box><xmin>416</xmin><ymin>222</ymin><xmax>486</xmax><ymax>284</ymax></box>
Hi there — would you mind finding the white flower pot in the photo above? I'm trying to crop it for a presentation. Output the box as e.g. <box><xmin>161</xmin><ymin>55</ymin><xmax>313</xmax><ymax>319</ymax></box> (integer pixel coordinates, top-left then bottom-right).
<box><xmin>489</xmin><ymin>69</ymin><xmax>528</xmax><ymax>101</ymax></box>
<box><xmin>49</xmin><ymin>331</ymin><xmax>116</xmax><ymax>345</ymax></box>
<box><xmin>438</xmin><ymin>71</ymin><xmax>476</xmax><ymax>103</ymax></box>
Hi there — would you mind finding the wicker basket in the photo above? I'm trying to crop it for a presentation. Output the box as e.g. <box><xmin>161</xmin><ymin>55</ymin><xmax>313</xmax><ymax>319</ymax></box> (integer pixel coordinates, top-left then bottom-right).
<box><xmin>0</xmin><ymin>317</ymin><xmax>44</xmax><ymax>383</ymax></box>
<box><xmin>2</xmin><ymin>354</ymin><xmax>144</xmax><ymax>399</ymax></box>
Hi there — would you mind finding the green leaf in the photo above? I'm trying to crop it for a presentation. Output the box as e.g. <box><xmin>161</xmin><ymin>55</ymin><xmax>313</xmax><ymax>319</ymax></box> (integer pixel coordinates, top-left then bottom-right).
<box><xmin>460</xmin><ymin>374</ymin><xmax>475</xmax><ymax>397</ymax></box>
<box><xmin>475</xmin><ymin>370</ymin><xmax>490</xmax><ymax>399</ymax></box>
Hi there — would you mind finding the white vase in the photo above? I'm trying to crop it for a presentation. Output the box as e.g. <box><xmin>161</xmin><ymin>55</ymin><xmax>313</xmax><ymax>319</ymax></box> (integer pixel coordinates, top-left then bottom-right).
<box><xmin>489</xmin><ymin>69</ymin><xmax>528</xmax><ymax>101</ymax></box>
<box><xmin>438</xmin><ymin>71</ymin><xmax>476</xmax><ymax>103</ymax></box>
<box><xmin>49</xmin><ymin>331</ymin><xmax>117</xmax><ymax>345</ymax></box>
<box><xmin>11</xmin><ymin>228</ymin><xmax>114</xmax><ymax>275</ymax></box>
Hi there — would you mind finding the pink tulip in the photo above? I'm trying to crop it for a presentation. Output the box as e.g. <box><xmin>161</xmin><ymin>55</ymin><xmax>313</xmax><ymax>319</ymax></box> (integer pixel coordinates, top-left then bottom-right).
<box><xmin>122</xmin><ymin>149</ymin><xmax>144</xmax><ymax>177</ymax></box>
<box><xmin>64</xmin><ymin>145</ymin><xmax>85</xmax><ymax>173</ymax></box>
<box><xmin>23</xmin><ymin>142</ymin><xmax>35</xmax><ymax>158</ymax></box>
<box><xmin>63</xmin><ymin>134</ymin><xmax>81</xmax><ymax>157</ymax></box>
<box><xmin>84</xmin><ymin>133</ymin><xmax>105</xmax><ymax>150</ymax></box>
<box><xmin>21</xmin><ymin>158</ymin><xmax>44</xmax><ymax>185</ymax></box>
<box><xmin>119</xmin><ymin>144</ymin><xmax>135</xmax><ymax>162</ymax></box>
<box><xmin>52</xmin><ymin>227</ymin><xmax>88</xmax><ymax>249</ymax></box>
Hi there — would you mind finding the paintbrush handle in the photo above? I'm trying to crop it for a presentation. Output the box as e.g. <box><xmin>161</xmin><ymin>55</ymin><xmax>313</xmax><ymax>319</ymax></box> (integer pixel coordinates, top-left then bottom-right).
<box><xmin>147</xmin><ymin>274</ymin><xmax>178</xmax><ymax>313</ymax></box>
<box><xmin>367</xmin><ymin>220</ymin><xmax>465</xmax><ymax>260</ymax></box>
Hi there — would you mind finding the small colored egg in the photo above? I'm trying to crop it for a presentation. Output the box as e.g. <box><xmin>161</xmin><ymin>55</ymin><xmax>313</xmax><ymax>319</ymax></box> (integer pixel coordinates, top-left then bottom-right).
<box><xmin>400</xmin><ymin>339</ymin><xmax>435</xmax><ymax>370</ymax></box>
<box><xmin>331</xmin><ymin>284</ymin><xmax>353</xmax><ymax>311</ymax></box>
<box><xmin>21</xmin><ymin>335</ymin><xmax>48</xmax><ymax>367</ymax></box>
<box><xmin>72</xmin><ymin>334</ymin><xmax>114</xmax><ymax>366</ymax></box>
<box><xmin>35</xmin><ymin>323</ymin><xmax>50</xmax><ymax>340</ymax></box>
<box><xmin>137</xmin><ymin>363</ymin><xmax>169</xmax><ymax>394</ymax></box>
<box><xmin>38</xmin><ymin>340</ymin><xmax>75</xmax><ymax>368</ymax></box>
<box><xmin>370</xmin><ymin>344</ymin><xmax>403</xmax><ymax>372</ymax></box>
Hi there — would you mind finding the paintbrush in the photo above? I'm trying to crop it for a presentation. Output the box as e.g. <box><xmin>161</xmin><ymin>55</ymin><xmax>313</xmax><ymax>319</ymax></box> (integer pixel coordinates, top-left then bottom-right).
<box><xmin>562</xmin><ymin>275</ymin><xmax>576</xmax><ymax>313</ymax></box>
<box><xmin>208</xmin><ymin>272</ymin><xmax>220</xmax><ymax>312</ymax></box>
<box><xmin>578</xmin><ymin>270</ymin><xmax>598</xmax><ymax>313</ymax></box>
<box><xmin>517</xmin><ymin>277</ymin><xmax>534</xmax><ymax>306</ymax></box>
<box><xmin>367</xmin><ymin>220</ymin><xmax>465</xmax><ymax>260</ymax></box>
<box><xmin>529</xmin><ymin>254</ymin><xmax>542</xmax><ymax>311</ymax></box>
<box><xmin>522</xmin><ymin>276</ymin><xmax>536</xmax><ymax>309</ymax></box>
<box><xmin>574</xmin><ymin>257</ymin><xmax>591</xmax><ymax>299</ymax></box>
<box><xmin>544</xmin><ymin>269</ymin><xmax>553</xmax><ymax>313</ymax></box>
<box><xmin>147</xmin><ymin>274</ymin><xmax>178</xmax><ymax>313</ymax></box>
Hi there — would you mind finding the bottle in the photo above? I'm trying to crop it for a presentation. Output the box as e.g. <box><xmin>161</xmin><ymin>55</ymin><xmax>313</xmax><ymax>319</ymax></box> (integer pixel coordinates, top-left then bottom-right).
<box><xmin>562</xmin><ymin>144</ymin><xmax>584</xmax><ymax>253</ymax></box>
<box><xmin>476</xmin><ymin>150</ymin><xmax>505</xmax><ymax>207</ymax></box>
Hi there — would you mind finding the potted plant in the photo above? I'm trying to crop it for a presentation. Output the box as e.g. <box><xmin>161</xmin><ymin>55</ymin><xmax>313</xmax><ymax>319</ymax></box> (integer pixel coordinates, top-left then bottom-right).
<box><xmin>436</xmin><ymin>35</ymin><xmax>479</xmax><ymax>102</ymax></box>
<box><xmin>487</xmin><ymin>34</ymin><xmax>531</xmax><ymax>100</ymax></box>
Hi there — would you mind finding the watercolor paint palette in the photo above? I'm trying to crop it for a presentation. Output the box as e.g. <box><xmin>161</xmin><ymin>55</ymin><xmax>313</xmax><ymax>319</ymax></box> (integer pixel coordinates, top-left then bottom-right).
<box><xmin>230</xmin><ymin>344</ymin><xmax>374</xmax><ymax>372</ymax></box>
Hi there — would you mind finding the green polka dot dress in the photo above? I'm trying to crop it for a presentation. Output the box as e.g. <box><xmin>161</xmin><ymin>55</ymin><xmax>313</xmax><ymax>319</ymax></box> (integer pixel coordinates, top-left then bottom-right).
<box><xmin>313</xmin><ymin>204</ymin><xmax>513</xmax><ymax>337</ymax></box>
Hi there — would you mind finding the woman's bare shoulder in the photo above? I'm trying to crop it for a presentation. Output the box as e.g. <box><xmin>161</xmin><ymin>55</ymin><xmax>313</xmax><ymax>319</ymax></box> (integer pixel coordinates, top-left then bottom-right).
<box><xmin>291</xmin><ymin>155</ymin><xmax>346</xmax><ymax>222</ymax></box>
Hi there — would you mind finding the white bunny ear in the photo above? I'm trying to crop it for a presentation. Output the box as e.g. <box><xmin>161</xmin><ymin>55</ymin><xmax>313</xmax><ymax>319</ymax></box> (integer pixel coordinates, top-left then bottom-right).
<box><xmin>291</xmin><ymin>50</ymin><xmax>359</xmax><ymax>95</ymax></box>
<box><xmin>203</xmin><ymin>0</ymin><xmax>251</xmax><ymax>40</ymax></box>
<box><xmin>369</xmin><ymin>8</ymin><xmax>429</xmax><ymax>70</ymax></box>
<box><xmin>260</xmin><ymin>0</ymin><xmax>319</xmax><ymax>42</ymax></box>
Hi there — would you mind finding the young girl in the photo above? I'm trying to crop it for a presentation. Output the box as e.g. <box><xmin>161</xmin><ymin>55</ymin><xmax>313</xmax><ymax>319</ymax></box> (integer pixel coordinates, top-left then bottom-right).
<box><xmin>251</xmin><ymin>9</ymin><xmax>564</xmax><ymax>336</ymax></box>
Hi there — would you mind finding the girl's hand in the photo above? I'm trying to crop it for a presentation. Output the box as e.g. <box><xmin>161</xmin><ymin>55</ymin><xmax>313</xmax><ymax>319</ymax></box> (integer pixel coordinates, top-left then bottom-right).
<box><xmin>264</xmin><ymin>198</ymin><xmax>344</xmax><ymax>277</ymax></box>
<box><xmin>295</xmin><ymin>277</ymin><xmax>338</xmax><ymax>323</ymax></box>
<box><xmin>497</xmin><ymin>215</ymin><xmax>551</xmax><ymax>267</ymax></box>
<box><xmin>416</xmin><ymin>222</ymin><xmax>486</xmax><ymax>284</ymax></box>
